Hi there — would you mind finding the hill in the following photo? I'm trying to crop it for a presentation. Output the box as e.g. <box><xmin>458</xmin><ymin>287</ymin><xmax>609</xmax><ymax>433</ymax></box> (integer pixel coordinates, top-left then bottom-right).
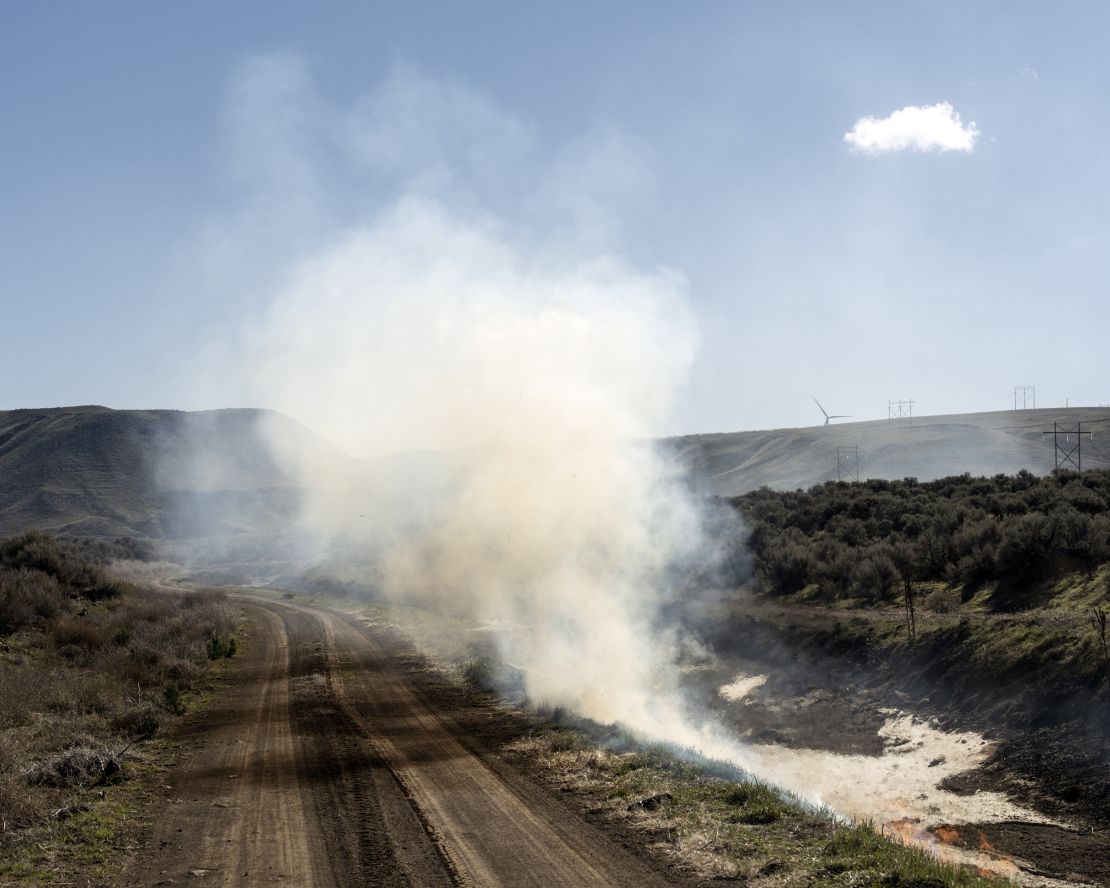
<box><xmin>5</xmin><ymin>405</ymin><xmax>1110</xmax><ymax>541</ymax></box>
<box><xmin>673</xmin><ymin>407</ymin><xmax>1110</xmax><ymax>496</ymax></box>
<box><xmin>0</xmin><ymin>406</ymin><xmax>341</xmax><ymax>538</ymax></box>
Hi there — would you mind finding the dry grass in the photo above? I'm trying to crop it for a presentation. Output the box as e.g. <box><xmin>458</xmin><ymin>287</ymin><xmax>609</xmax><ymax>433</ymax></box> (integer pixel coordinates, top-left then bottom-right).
<box><xmin>0</xmin><ymin>532</ymin><xmax>240</xmax><ymax>863</ymax></box>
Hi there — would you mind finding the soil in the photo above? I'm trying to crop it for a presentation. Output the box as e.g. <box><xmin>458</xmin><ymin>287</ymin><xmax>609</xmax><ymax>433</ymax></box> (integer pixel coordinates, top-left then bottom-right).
<box><xmin>122</xmin><ymin>596</ymin><xmax>688</xmax><ymax>887</ymax></box>
<box><xmin>933</xmin><ymin>821</ymin><xmax>1110</xmax><ymax>886</ymax></box>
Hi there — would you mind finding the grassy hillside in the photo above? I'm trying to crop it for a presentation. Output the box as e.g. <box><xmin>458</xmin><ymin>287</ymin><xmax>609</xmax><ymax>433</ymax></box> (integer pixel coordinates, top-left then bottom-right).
<box><xmin>674</xmin><ymin>407</ymin><xmax>1110</xmax><ymax>495</ymax></box>
<box><xmin>0</xmin><ymin>406</ymin><xmax>342</xmax><ymax>539</ymax></box>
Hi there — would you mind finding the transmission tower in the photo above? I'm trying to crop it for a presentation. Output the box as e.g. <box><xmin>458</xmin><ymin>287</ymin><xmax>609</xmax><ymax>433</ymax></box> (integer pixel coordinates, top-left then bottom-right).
<box><xmin>1014</xmin><ymin>385</ymin><xmax>1036</xmax><ymax>410</ymax></box>
<box><xmin>1044</xmin><ymin>422</ymin><xmax>1093</xmax><ymax>473</ymax></box>
<box><xmin>836</xmin><ymin>446</ymin><xmax>859</xmax><ymax>482</ymax></box>
<box><xmin>888</xmin><ymin>399</ymin><xmax>914</xmax><ymax>426</ymax></box>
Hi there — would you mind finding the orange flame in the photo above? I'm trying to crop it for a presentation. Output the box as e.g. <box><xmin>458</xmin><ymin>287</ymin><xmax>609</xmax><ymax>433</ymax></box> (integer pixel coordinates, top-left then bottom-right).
<box><xmin>885</xmin><ymin>817</ymin><xmax>922</xmax><ymax>846</ymax></box>
<box><xmin>934</xmin><ymin>825</ymin><xmax>960</xmax><ymax>845</ymax></box>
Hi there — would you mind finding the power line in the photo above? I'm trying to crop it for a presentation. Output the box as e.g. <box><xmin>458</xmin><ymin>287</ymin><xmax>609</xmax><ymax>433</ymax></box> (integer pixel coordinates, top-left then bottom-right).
<box><xmin>1043</xmin><ymin>421</ymin><xmax>1093</xmax><ymax>473</ymax></box>
<box><xmin>1014</xmin><ymin>385</ymin><xmax>1036</xmax><ymax>410</ymax></box>
<box><xmin>888</xmin><ymin>399</ymin><xmax>914</xmax><ymax>426</ymax></box>
<box><xmin>836</xmin><ymin>446</ymin><xmax>859</xmax><ymax>482</ymax></box>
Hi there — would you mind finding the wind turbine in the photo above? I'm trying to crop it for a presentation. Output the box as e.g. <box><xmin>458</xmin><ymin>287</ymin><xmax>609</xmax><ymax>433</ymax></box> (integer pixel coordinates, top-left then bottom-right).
<box><xmin>813</xmin><ymin>397</ymin><xmax>852</xmax><ymax>427</ymax></box>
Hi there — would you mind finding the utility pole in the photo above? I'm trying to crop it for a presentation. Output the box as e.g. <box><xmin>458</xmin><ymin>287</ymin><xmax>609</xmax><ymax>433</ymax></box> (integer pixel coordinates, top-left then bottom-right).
<box><xmin>888</xmin><ymin>399</ymin><xmax>914</xmax><ymax>427</ymax></box>
<box><xmin>836</xmin><ymin>446</ymin><xmax>859</xmax><ymax>482</ymax></box>
<box><xmin>1044</xmin><ymin>422</ymin><xmax>1092</xmax><ymax>473</ymax></box>
<box><xmin>1014</xmin><ymin>385</ymin><xmax>1036</xmax><ymax>410</ymax></box>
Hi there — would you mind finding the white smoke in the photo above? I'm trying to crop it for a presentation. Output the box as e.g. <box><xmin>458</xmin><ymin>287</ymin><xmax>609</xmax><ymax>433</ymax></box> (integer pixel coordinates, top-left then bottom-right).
<box><xmin>202</xmin><ymin>55</ymin><xmax>735</xmax><ymax>742</ymax></box>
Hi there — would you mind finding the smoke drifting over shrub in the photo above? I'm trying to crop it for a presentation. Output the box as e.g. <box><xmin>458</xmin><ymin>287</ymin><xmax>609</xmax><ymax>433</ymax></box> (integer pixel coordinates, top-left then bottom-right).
<box><xmin>203</xmin><ymin>55</ymin><xmax>731</xmax><ymax>739</ymax></box>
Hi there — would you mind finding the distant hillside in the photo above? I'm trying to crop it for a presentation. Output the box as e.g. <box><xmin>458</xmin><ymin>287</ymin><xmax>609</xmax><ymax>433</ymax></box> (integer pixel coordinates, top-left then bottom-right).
<box><xmin>673</xmin><ymin>407</ymin><xmax>1110</xmax><ymax>496</ymax></box>
<box><xmin>0</xmin><ymin>406</ymin><xmax>342</xmax><ymax>538</ymax></box>
<box><xmin>5</xmin><ymin>404</ymin><xmax>1110</xmax><ymax>541</ymax></box>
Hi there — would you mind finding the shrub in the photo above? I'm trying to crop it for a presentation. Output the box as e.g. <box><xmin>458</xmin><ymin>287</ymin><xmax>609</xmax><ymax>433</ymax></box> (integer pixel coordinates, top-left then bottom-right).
<box><xmin>0</xmin><ymin>573</ymin><xmax>33</xmax><ymax>635</ymax></box>
<box><xmin>923</xmin><ymin>587</ymin><xmax>961</xmax><ymax>614</ymax></box>
<box><xmin>163</xmin><ymin>682</ymin><xmax>186</xmax><ymax>715</ymax></box>
<box><xmin>854</xmin><ymin>553</ymin><xmax>899</xmax><ymax>602</ymax></box>
<box><xmin>50</xmin><ymin>616</ymin><xmax>108</xmax><ymax>652</ymax></box>
<box><xmin>995</xmin><ymin>514</ymin><xmax>1053</xmax><ymax>582</ymax></box>
<box><xmin>206</xmin><ymin>632</ymin><xmax>237</xmax><ymax>660</ymax></box>
<box><xmin>815</xmin><ymin>550</ymin><xmax>854</xmax><ymax>600</ymax></box>
<box><xmin>0</xmin><ymin>774</ymin><xmax>41</xmax><ymax>831</ymax></box>
<box><xmin>762</xmin><ymin>541</ymin><xmax>814</xmax><ymax>595</ymax></box>
<box><xmin>732</xmin><ymin>468</ymin><xmax>1110</xmax><ymax>606</ymax></box>
<box><xmin>0</xmin><ymin>568</ymin><xmax>64</xmax><ymax>634</ymax></box>
<box><xmin>1086</xmin><ymin>515</ymin><xmax>1110</xmax><ymax>562</ymax></box>
<box><xmin>25</xmin><ymin>739</ymin><xmax>116</xmax><ymax>788</ymax></box>
<box><xmin>111</xmin><ymin>701</ymin><xmax>162</xmax><ymax>739</ymax></box>
<box><xmin>0</xmin><ymin>668</ymin><xmax>56</xmax><ymax>729</ymax></box>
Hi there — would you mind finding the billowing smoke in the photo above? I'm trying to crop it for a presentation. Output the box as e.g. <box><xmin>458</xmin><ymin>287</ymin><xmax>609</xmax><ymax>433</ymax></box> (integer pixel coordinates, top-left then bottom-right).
<box><xmin>197</xmin><ymin>55</ymin><xmax>739</xmax><ymax>745</ymax></box>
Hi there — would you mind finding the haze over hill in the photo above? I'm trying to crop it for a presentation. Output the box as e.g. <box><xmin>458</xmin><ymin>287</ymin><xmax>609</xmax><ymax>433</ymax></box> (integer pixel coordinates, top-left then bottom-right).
<box><xmin>3</xmin><ymin>405</ymin><xmax>1109</xmax><ymax>540</ymax></box>
<box><xmin>0</xmin><ymin>406</ymin><xmax>338</xmax><ymax>538</ymax></box>
<box><xmin>674</xmin><ymin>407</ymin><xmax>1110</xmax><ymax>496</ymax></box>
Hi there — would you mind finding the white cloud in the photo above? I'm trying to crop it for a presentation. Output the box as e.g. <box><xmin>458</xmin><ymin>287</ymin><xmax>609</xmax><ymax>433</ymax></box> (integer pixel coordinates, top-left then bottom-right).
<box><xmin>844</xmin><ymin>102</ymin><xmax>979</xmax><ymax>155</ymax></box>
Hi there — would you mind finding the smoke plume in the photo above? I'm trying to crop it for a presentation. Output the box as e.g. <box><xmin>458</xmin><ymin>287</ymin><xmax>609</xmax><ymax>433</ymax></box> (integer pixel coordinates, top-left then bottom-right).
<box><xmin>201</xmin><ymin>55</ymin><xmax>734</xmax><ymax>744</ymax></box>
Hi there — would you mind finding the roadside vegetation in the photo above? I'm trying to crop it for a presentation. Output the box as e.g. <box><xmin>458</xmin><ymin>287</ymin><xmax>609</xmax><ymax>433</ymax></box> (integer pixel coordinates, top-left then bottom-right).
<box><xmin>722</xmin><ymin>470</ymin><xmax>1110</xmax><ymax>830</ymax></box>
<box><xmin>492</xmin><ymin>693</ymin><xmax>996</xmax><ymax>886</ymax></box>
<box><xmin>0</xmin><ymin>532</ymin><xmax>238</xmax><ymax>882</ymax></box>
<box><xmin>736</xmin><ymin>468</ymin><xmax>1110</xmax><ymax>608</ymax></box>
<box><xmin>727</xmin><ymin>469</ymin><xmax>1110</xmax><ymax>677</ymax></box>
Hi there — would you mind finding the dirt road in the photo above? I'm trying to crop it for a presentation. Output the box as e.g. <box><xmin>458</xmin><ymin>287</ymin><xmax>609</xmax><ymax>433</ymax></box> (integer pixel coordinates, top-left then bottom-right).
<box><xmin>124</xmin><ymin>597</ymin><xmax>672</xmax><ymax>887</ymax></box>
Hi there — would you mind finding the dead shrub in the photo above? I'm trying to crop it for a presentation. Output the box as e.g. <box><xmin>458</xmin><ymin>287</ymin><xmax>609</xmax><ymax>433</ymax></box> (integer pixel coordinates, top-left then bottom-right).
<box><xmin>25</xmin><ymin>738</ymin><xmax>116</xmax><ymax>788</ymax></box>
<box><xmin>0</xmin><ymin>774</ymin><xmax>43</xmax><ymax>831</ymax></box>
<box><xmin>56</xmin><ymin>643</ymin><xmax>86</xmax><ymax>662</ymax></box>
<box><xmin>0</xmin><ymin>668</ymin><xmax>57</xmax><ymax>729</ymax></box>
<box><xmin>46</xmin><ymin>671</ymin><xmax>102</xmax><ymax>714</ymax></box>
<box><xmin>111</xmin><ymin>700</ymin><xmax>162</xmax><ymax>739</ymax></box>
<box><xmin>0</xmin><ymin>568</ymin><xmax>64</xmax><ymax>634</ymax></box>
<box><xmin>50</xmin><ymin>616</ymin><xmax>108</xmax><ymax>651</ymax></box>
<box><xmin>163</xmin><ymin>656</ymin><xmax>203</xmax><ymax>685</ymax></box>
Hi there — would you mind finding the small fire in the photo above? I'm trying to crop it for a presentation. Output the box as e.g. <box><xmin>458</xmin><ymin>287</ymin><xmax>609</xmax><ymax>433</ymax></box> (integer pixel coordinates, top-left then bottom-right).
<box><xmin>971</xmin><ymin>830</ymin><xmax>1021</xmax><ymax>880</ymax></box>
<box><xmin>886</xmin><ymin>817</ymin><xmax>923</xmax><ymax>846</ymax></box>
<box><xmin>934</xmin><ymin>825</ymin><xmax>961</xmax><ymax>845</ymax></box>
<box><xmin>883</xmin><ymin>819</ymin><xmax>1024</xmax><ymax>881</ymax></box>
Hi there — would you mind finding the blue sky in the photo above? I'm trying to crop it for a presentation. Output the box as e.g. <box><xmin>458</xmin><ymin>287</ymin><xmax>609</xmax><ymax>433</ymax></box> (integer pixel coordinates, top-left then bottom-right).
<box><xmin>3</xmin><ymin>2</ymin><xmax>1109</xmax><ymax>436</ymax></box>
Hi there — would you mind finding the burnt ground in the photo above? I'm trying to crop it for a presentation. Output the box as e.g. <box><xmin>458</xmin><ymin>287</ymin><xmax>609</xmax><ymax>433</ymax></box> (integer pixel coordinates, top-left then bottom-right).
<box><xmin>379</xmin><ymin>594</ymin><xmax>1110</xmax><ymax>887</ymax></box>
<box><xmin>674</xmin><ymin>599</ymin><xmax>1110</xmax><ymax>886</ymax></box>
<box><xmin>931</xmin><ymin>821</ymin><xmax>1110</xmax><ymax>886</ymax></box>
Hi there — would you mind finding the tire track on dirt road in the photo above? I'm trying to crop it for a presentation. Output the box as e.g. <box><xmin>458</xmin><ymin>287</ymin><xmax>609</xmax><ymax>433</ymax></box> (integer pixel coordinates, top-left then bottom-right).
<box><xmin>308</xmin><ymin>603</ymin><xmax>672</xmax><ymax>887</ymax></box>
<box><xmin>124</xmin><ymin>601</ymin><xmax>449</xmax><ymax>887</ymax></box>
<box><xmin>125</xmin><ymin>597</ymin><xmax>673</xmax><ymax>887</ymax></box>
<box><xmin>124</xmin><ymin>603</ymin><xmax>316</xmax><ymax>885</ymax></box>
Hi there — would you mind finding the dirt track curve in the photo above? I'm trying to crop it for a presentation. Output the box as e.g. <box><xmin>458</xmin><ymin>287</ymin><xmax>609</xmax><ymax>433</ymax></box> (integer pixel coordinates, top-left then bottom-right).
<box><xmin>124</xmin><ymin>597</ymin><xmax>671</xmax><ymax>887</ymax></box>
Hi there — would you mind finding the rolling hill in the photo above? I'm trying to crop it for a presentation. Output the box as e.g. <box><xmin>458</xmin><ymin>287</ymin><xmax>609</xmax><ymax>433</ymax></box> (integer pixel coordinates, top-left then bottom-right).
<box><xmin>673</xmin><ymin>407</ymin><xmax>1110</xmax><ymax>496</ymax></box>
<box><xmin>3</xmin><ymin>405</ymin><xmax>1110</xmax><ymax>540</ymax></box>
<box><xmin>0</xmin><ymin>406</ymin><xmax>343</xmax><ymax>538</ymax></box>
